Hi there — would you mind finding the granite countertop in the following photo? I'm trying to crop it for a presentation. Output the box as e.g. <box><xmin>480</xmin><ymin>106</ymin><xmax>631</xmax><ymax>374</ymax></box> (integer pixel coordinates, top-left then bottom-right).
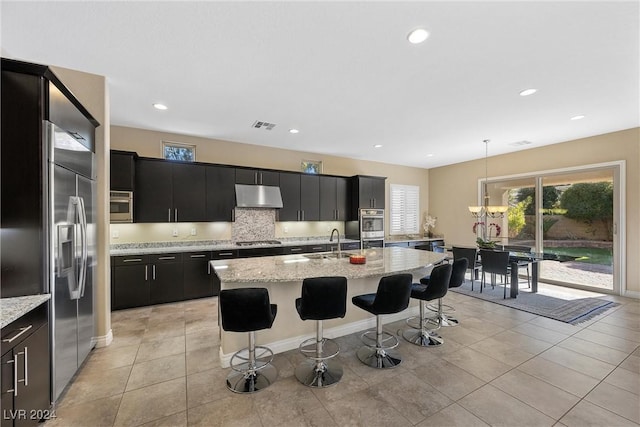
<box><xmin>110</xmin><ymin>238</ymin><xmax>361</xmax><ymax>256</ymax></box>
<box><xmin>210</xmin><ymin>246</ymin><xmax>445</xmax><ymax>283</ymax></box>
<box><xmin>1</xmin><ymin>294</ymin><xmax>51</xmax><ymax>329</ymax></box>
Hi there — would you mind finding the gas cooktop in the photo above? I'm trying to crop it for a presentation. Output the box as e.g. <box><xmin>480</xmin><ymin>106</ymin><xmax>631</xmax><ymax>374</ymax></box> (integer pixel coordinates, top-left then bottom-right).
<box><xmin>235</xmin><ymin>240</ymin><xmax>282</xmax><ymax>246</ymax></box>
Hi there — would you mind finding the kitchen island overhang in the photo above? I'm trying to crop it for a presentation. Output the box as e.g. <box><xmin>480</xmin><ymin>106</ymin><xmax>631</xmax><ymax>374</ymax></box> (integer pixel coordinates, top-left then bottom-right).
<box><xmin>210</xmin><ymin>247</ymin><xmax>445</xmax><ymax>367</ymax></box>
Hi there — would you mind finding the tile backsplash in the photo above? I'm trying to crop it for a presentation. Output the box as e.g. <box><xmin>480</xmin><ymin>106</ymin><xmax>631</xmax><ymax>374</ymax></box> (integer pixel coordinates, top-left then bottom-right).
<box><xmin>232</xmin><ymin>208</ymin><xmax>276</xmax><ymax>242</ymax></box>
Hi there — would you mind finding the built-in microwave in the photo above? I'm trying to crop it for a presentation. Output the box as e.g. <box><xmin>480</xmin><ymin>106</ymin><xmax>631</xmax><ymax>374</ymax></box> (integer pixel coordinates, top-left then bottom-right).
<box><xmin>110</xmin><ymin>191</ymin><xmax>133</xmax><ymax>223</ymax></box>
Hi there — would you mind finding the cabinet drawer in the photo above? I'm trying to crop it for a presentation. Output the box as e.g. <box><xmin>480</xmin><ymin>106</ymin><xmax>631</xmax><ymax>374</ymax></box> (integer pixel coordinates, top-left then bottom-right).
<box><xmin>284</xmin><ymin>244</ymin><xmax>327</xmax><ymax>254</ymax></box>
<box><xmin>183</xmin><ymin>251</ymin><xmax>212</xmax><ymax>261</ymax></box>
<box><xmin>1</xmin><ymin>303</ymin><xmax>48</xmax><ymax>354</ymax></box>
<box><xmin>149</xmin><ymin>253</ymin><xmax>183</xmax><ymax>263</ymax></box>
<box><xmin>237</xmin><ymin>247</ymin><xmax>285</xmax><ymax>258</ymax></box>
<box><xmin>212</xmin><ymin>249</ymin><xmax>237</xmax><ymax>260</ymax></box>
<box><xmin>112</xmin><ymin>255</ymin><xmax>149</xmax><ymax>266</ymax></box>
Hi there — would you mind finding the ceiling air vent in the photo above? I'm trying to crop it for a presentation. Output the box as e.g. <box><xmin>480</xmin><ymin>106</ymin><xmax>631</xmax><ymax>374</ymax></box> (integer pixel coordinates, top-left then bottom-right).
<box><xmin>252</xmin><ymin>120</ymin><xmax>276</xmax><ymax>130</ymax></box>
<box><xmin>509</xmin><ymin>140</ymin><xmax>533</xmax><ymax>147</ymax></box>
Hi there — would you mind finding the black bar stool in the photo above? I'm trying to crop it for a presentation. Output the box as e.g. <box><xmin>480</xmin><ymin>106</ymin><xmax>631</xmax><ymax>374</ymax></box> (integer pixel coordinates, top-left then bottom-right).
<box><xmin>219</xmin><ymin>287</ymin><xmax>278</xmax><ymax>393</ymax></box>
<box><xmin>402</xmin><ymin>263</ymin><xmax>452</xmax><ymax>347</ymax></box>
<box><xmin>423</xmin><ymin>258</ymin><xmax>468</xmax><ymax>327</ymax></box>
<box><xmin>295</xmin><ymin>276</ymin><xmax>347</xmax><ymax>388</ymax></box>
<box><xmin>351</xmin><ymin>273</ymin><xmax>413</xmax><ymax>369</ymax></box>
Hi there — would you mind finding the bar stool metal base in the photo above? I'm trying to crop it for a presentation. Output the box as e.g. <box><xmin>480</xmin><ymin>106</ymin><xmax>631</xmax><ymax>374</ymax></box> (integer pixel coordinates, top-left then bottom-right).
<box><xmin>402</xmin><ymin>300</ymin><xmax>445</xmax><ymax>347</ymax></box>
<box><xmin>295</xmin><ymin>359</ymin><xmax>343</xmax><ymax>387</ymax></box>
<box><xmin>402</xmin><ymin>328</ymin><xmax>444</xmax><ymax>346</ymax></box>
<box><xmin>227</xmin><ymin>335</ymin><xmax>277</xmax><ymax>394</ymax></box>
<box><xmin>226</xmin><ymin>363</ymin><xmax>278</xmax><ymax>394</ymax></box>
<box><xmin>356</xmin><ymin>317</ymin><xmax>402</xmax><ymax>369</ymax></box>
<box><xmin>356</xmin><ymin>346</ymin><xmax>402</xmax><ymax>369</ymax></box>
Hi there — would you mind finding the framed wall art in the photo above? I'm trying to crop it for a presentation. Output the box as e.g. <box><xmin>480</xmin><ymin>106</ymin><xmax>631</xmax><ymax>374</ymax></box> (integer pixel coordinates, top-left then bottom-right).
<box><xmin>162</xmin><ymin>141</ymin><xmax>196</xmax><ymax>162</ymax></box>
<box><xmin>301</xmin><ymin>159</ymin><xmax>323</xmax><ymax>174</ymax></box>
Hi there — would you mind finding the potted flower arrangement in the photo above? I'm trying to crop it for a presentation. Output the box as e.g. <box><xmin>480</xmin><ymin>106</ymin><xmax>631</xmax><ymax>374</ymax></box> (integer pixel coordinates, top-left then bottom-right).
<box><xmin>473</xmin><ymin>221</ymin><xmax>501</xmax><ymax>249</ymax></box>
<box><xmin>423</xmin><ymin>214</ymin><xmax>437</xmax><ymax>238</ymax></box>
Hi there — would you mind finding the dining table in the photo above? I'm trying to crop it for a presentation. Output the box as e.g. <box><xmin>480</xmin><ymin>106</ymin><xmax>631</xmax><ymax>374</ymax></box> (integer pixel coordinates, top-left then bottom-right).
<box><xmin>440</xmin><ymin>245</ymin><xmax>576</xmax><ymax>298</ymax></box>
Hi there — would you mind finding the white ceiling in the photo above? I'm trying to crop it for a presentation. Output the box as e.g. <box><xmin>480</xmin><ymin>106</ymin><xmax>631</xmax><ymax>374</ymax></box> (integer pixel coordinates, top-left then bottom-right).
<box><xmin>1</xmin><ymin>1</ymin><xmax>638</xmax><ymax>168</ymax></box>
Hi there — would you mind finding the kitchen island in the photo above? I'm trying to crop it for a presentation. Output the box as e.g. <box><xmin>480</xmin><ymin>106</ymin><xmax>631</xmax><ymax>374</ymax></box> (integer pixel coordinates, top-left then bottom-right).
<box><xmin>210</xmin><ymin>247</ymin><xmax>445</xmax><ymax>366</ymax></box>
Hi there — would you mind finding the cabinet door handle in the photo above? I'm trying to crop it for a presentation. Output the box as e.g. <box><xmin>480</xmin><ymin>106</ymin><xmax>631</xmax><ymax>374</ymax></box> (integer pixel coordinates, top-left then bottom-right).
<box><xmin>152</xmin><ymin>265</ymin><xmax>156</xmax><ymax>280</ymax></box>
<box><xmin>190</xmin><ymin>254</ymin><xmax>206</xmax><ymax>258</ymax></box>
<box><xmin>23</xmin><ymin>346</ymin><xmax>28</xmax><ymax>386</ymax></box>
<box><xmin>4</xmin><ymin>356</ymin><xmax>17</xmax><ymax>396</ymax></box>
<box><xmin>123</xmin><ymin>258</ymin><xmax>142</xmax><ymax>263</ymax></box>
<box><xmin>145</xmin><ymin>265</ymin><xmax>148</xmax><ymax>281</ymax></box>
<box><xmin>2</xmin><ymin>325</ymin><xmax>33</xmax><ymax>343</ymax></box>
<box><xmin>175</xmin><ymin>209</ymin><xmax>178</xmax><ymax>222</ymax></box>
<box><xmin>168</xmin><ymin>209</ymin><xmax>171</xmax><ymax>222</ymax></box>
<box><xmin>290</xmin><ymin>248</ymin><xmax>302</xmax><ymax>252</ymax></box>
<box><xmin>218</xmin><ymin>252</ymin><xmax>233</xmax><ymax>256</ymax></box>
<box><xmin>158</xmin><ymin>256</ymin><xmax>175</xmax><ymax>260</ymax></box>
<box><xmin>207</xmin><ymin>262</ymin><xmax>211</xmax><ymax>275</ymax></box>
<box><xmin>301</xmin><ymin>210</ymin><xmax>305</xmax><ymax>221</ymax></box>
<box><xmin>312</xmin><ymin>246</ymin><xmax>324</xmax><ymax>251</ymax></box>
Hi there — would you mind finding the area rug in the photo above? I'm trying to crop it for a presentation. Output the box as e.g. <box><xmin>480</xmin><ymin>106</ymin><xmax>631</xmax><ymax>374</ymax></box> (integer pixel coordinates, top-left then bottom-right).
<box><xmin>450</xmin><ymin>280</ymin><xmax>619</xmax><ymax>325</ymax></box>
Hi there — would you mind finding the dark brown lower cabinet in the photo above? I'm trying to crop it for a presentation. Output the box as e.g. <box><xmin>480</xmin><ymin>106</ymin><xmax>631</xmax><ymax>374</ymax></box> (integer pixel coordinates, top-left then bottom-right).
<box><xmin>1</xmin><ymin>305</ymin><xmax>50</xmax><ymax>427</ymax></box>
<box><xmin>183</xmin><ymin>252</ymin><xmax>216</xmax><ymax>299</ymax></box>
<box><xmin>112</xmin><ymin>256</ymin><xmax>150</xmax><ymax>310</ymax></box>
<box><xmin>149</xmin><ymin>254</ymin><xmax>184</xmax><ymax>305</ymax></box>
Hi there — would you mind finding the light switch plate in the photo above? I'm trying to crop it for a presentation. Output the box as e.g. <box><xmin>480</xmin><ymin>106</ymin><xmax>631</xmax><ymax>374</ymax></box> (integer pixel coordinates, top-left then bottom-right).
<box><xmin>172</xmin><ymin>228</ymin><xmax>178</xmax><ymax>237</ymax></box>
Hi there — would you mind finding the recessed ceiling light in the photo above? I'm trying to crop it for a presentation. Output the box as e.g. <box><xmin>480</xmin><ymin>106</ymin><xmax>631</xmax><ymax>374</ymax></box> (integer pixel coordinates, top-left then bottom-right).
<box><xmin>153</xmin><ymin>103</ymin><xmax>168</xmax><ymax>110</ymax></box>
<box><xmin>570</xmin><ymin>115</ymin><xmax>585</xmax><ymax>120</ymax></box>
<box><xmin>519</xmin><ymin>89</ymin><xmax>537</xmax><ymax>97</ymax></box>
<box><xmin>407</xmin><ymin>28</ymin><xmax>429</xmax><ymax>44</ymax></box>
<box><xmin>373</xmin><ymin>144</ymin><xmax>383</xmax><ymax>148</ymax></box>
<box><xmin>289</xmin><ymin>128</ymin><xmax>299</xmax><ymax>134</ymax></box>
<box><xmin>426</xmin><ymin>153</ymin><xmax>434</xmax><ymax>157</ymax></box>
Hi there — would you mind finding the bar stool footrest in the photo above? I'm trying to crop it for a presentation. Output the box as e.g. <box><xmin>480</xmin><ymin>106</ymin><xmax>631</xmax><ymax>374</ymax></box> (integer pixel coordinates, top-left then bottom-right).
<box><xmin>299</xmin><ymin>337</ymin><xmax>340</xmax><ymax>360</ymax></box>
<box><xmin>229</xmin><ymin>345</ymin><xmax>274</xmax><ymax>374</ymax></box>
<box><xmin>360</xmin><ymin>330</ymin><xmax>399</xmax><ymax>351</ymax></box>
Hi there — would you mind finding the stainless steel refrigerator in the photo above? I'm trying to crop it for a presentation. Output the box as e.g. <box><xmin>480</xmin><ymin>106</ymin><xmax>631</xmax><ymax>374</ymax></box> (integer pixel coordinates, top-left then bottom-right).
<box><xmin>1</xmin><ymin>58</ymin><xmax>99</xmax><ymax>405</ymax></box>
<box><xmin>48</xmin><ymin>122</ymin><xmax>96</xmax><ymax>402</ymax></box>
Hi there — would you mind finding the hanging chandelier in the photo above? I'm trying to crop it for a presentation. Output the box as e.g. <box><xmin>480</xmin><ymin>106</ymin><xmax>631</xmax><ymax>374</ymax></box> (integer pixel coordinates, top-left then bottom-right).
<box><xmin>468</xmin><ymin>140</ymin><xmax>508</xmax><ymax>242</ymax></box>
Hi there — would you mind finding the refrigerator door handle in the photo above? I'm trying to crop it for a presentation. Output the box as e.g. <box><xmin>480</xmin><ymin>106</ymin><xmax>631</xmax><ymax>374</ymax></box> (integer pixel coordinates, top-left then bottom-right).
<box><xmin>77</xmin><ymin>197</ymin><xmax>88</xmax><ymax>298</ymax></box>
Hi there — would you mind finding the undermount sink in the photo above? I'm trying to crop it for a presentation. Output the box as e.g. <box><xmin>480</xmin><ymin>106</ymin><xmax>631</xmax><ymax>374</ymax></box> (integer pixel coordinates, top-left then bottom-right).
<box><xmin>303</xmin><ymin>252</ymin><xmax>351</xmax><ymax>260</ymax></box>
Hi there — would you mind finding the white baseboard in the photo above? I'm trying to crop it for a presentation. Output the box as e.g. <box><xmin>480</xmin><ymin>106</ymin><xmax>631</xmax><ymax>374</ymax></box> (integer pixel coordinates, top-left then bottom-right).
<box><xmin>621</xmin><ymin>289</ymin><xmax>640</xmax><ymax>299</ymax></box>
<box><xmin>92</xmin><ymin>329</ymin><xmax>113</xmax><ymax>348</ymax></box>
<box><xmin>219</xmin><ymin>306</ymin><xmax>420</xmax><ymax>368</ymax></box>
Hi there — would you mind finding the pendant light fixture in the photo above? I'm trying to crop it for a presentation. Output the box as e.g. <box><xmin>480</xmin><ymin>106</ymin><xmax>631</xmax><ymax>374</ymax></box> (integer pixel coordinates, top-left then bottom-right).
<box><xmin>468</xmin><ymin>140</ymin><xmax>508</xmax><ymax>242</ymax></box>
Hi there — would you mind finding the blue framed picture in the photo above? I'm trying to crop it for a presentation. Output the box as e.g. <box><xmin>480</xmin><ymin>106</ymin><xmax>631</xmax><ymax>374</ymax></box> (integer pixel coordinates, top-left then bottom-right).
<box><xmin>163</xmin><ymin>141</ymin><xmax>196</xmax><ymax>162</ymax></box>
<box><xmin>301</xmin><ymin>160</ymin><xmax>322</xmax><ymax>174</ymax></box>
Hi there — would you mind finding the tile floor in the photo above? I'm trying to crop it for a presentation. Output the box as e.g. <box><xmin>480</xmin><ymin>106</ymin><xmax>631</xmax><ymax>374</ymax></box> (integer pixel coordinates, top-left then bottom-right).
<box><xmin>46</xmin><ymin>282</ymin><xmax>639</xmax><ymax>427</ymax></box>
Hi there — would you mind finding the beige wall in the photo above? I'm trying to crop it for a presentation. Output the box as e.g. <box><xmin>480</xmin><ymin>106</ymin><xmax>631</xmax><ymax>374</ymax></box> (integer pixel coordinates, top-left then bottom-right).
<box><xmin>110</xmin><ymin>125</ymin><xmax>431</xmax><ymax>242</ymax></box>
<box><xmin>51</xmin><ymin>66</ymin><xmax>112</xmax><ymax>346</ymax></box>
<box><xmin>428</xmin><ymin>128</ymin><xmax>640</xmax><ymax>296</ymax></box>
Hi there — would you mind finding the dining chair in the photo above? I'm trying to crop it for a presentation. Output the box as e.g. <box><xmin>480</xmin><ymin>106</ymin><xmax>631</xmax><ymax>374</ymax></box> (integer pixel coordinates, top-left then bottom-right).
<box><xmin>501</xmin><ymin>245</ymin><xmax>532</xmax><ymax>288</ymax></box>
<box><xmin>479</xmin><ymin>249</ymin><xmax>510</xmax><ymax>299</ymax></box>
<box><xmin>451</xmin><ymin>247</ymin><xmax>480</xmax><ymax>290</ymax></box>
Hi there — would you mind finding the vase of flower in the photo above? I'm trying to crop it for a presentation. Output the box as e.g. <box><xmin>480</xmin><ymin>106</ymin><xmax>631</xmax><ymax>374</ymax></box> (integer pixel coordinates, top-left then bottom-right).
<box><xmin>423</xmin><ymin>214</ymin><xmax>437</xmax><ymax>238</ymax></box>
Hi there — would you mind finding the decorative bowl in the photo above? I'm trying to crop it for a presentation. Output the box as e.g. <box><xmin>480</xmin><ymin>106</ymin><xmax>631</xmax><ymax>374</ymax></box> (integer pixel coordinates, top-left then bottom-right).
<box><xmin>349</xmin><ymin>255</ymin><xmax>366</xmax><ymax>264</ymax></box>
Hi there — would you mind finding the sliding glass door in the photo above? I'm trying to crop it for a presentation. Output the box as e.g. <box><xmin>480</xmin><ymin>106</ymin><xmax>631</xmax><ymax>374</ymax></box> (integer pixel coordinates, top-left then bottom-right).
<box><xmin>539</xmin><ymin>170</ymin><xmax>614</xmax><ymax>291</ymax></box>
<box><xmin>487</xmin><ymin>162</ymin><xmax>621</xmax><ymax>293</ymax></box>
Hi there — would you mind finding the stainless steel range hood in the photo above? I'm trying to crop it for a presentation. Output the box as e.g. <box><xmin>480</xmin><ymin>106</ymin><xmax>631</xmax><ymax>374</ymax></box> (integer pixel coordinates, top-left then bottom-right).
<box><xmin>235</xmin><ymin>184</ymin><xmax>283</xmax><ymax>208</ymax></box>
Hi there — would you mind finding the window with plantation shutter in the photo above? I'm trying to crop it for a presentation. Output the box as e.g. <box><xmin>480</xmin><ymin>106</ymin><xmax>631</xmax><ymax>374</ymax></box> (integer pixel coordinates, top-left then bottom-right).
<box><xmin>389</xmin><ymin>184</ymin><xmax>420</xmax><ymax>235</ymax></box>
